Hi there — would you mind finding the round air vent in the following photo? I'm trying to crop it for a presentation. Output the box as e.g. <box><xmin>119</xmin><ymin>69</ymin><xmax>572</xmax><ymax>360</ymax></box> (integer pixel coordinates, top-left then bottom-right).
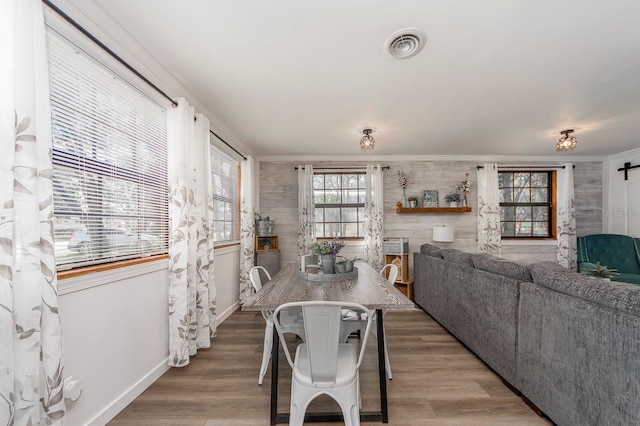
<box><xmin>384</xmin><ymin>28</ymin><xmax>427</xmax><ymax>59</ymax></box>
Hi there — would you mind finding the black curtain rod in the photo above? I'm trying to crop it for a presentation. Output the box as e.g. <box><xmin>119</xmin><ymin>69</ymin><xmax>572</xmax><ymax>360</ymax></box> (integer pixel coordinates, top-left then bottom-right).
<box><xmin>47</xmin><ymin>0</ymin><xmax>248</xmax><ymax>160</ymax></box>
<box><xmin>210</xmin><ymin>129</ymin><xmax>246</xmax><ymax>160</ymax></box>
<box><xmin>476</xmin><ymin>165</ymin><xmax>574</xmax><ymax>169</ymax></box>
<box><xmin>294</xmin><ymin>166</ymin><xmax>390</xmax><ymax>170</ymax></box>
<box><xmin>43</xmin><ymin>0</ymin><xmax>178</xmax><ymax>108</ymax></box>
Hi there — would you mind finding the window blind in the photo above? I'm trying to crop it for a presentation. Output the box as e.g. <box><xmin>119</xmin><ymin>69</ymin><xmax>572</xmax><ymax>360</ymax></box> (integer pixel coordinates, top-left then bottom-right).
<box><xmin>47</xmin><ymin>28</ymin><xmax>169</xmax><ymax>270</ymax></box>
<box><xmin>209</xmin><ymin>139</ymin><xmax>239</xmax><ymax>243</ymax></box>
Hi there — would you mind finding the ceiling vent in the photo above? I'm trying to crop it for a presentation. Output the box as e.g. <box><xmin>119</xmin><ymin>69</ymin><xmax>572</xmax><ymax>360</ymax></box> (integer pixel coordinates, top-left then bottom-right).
<box><xmin>384</xmin><ymin>28</ymin><xmax>427</xmax><ymax>59</ymax></box>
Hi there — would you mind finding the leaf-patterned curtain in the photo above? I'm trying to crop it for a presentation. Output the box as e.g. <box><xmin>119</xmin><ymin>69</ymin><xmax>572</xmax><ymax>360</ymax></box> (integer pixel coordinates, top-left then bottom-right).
<box><xmin>364</xmin><ymin>164</ymin><xmax>384</xmax><ymax>270</ymax></box>
<box><xmin>239</xmin><ymin>156</ymin><xmax>255</xmax><ymax>302</ymax></box>
<box><xmin>557</xmin><ymin>163</ymin><xmax>577</xmax><ymax>270</ymax></box>
<box><xmin>297</xmin><ymin>164</ymin><xmax>315</xmax><ymax>257</ymax></box>
<box><xmin>167</xmin><ymin>99</ymin><xmax>216</xmax><ymax>367</ymax></box>
<box><xmin>0</xmin><ymin>0</ymin><xmax>66</xmax><ymax>423</ymax></box>
<box><xmin>477</xmin><ymin>163</ymin><xmax>502</xmax><ymax>255</ymax></box>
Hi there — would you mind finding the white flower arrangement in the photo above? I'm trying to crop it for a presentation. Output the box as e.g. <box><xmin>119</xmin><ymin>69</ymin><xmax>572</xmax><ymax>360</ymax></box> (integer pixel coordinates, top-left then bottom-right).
<box><xmin>456</xmin><ymin>173</ymin><xmax>471</xmax><ymax>193</ymax></box>
<box><xmin>397</xmin><ymin>170</ymin><xmax>408</xmax><ymax>189</ymax></box>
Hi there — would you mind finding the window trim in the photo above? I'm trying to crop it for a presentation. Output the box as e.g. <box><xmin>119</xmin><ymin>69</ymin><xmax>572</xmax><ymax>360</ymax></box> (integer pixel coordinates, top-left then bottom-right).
<box><xmin>499</xmin><ymin>170</ymin><xmax>557</xmax><ymax>240</ymax></box>
<box><xmin>313</xmin><ymin>171</ymin><xmax>366</xmax><ymax>240</ymax></box>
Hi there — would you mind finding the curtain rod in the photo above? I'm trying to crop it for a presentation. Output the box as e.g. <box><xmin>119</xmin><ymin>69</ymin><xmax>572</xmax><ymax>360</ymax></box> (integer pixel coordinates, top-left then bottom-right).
<box><xmin>294</xmin><ymin>166</ymin><xmax>390</xmax><ymax>170</ymax></box>
<box><xmin>210</xmin><ymin>129</ymin><xmax>246</xmax><ymax>160</ymax></box>
<box><xmin>476</xmin><ymin>164</ymin><xmax>574</xmax><ymax>169</ymax></box>
<box><xmin>43</xmin><ymin>0</ymin><xmax>178</xmax><ymax>107</ymax></box>
<box><xmin>46</xmin><ymin>0</ymin><xmax>249</xmax><ymax>161</ymax></box>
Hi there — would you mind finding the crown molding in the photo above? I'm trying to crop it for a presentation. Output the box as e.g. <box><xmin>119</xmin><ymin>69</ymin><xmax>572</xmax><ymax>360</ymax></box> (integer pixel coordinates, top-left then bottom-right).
<box><xmin>256</xmin><ymin>154</ymin><xmax>607</xmax><ymax>163</ymax></box>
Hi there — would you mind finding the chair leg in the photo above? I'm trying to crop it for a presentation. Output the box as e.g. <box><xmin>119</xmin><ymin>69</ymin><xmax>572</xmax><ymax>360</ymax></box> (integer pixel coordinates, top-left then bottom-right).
<box><xmin>383</xmin><ymin>325</ymin><xmax>392</xmax><ymax>380</ymax></box>
<box><xmin>258</xmin><ymin>321</ymin><xmax>273</xmax><ymax>385</ymax></box>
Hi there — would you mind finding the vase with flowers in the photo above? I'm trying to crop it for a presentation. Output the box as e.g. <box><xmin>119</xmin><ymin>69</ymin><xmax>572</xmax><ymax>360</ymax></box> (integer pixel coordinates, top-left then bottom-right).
<box><xmin>397</xmin><ymin>170</ymin><xmax>408</xmax><ymax>206</ymax></box>
<box><xmin>456</xmin><ymin>173</ymin><xmax>472</xmax><ymax>207</ymax></box>
<box><xmin>311</xmin><ymin>237</ymin><xmax>346</xmax><ymax>274</ymax></box>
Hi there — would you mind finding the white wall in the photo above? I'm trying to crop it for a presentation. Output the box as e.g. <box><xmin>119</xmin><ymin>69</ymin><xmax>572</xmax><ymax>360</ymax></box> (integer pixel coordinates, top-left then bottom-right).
<box><xmin>606</xmin><ymin>148</ymin><xmax>640</xmax><ymax>237</ymax></box>
<box><xmin>59</xmin><ymin>247</ymin><xmax>240</xmax><ymax>426</ymax></box>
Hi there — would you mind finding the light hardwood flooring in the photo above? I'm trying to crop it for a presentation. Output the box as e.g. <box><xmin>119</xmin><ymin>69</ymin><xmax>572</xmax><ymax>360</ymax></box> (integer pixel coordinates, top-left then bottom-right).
<box><xmin>109</xmin><ymin>309</ymin><xmax>553</xmax><ymax>426</ymax></box>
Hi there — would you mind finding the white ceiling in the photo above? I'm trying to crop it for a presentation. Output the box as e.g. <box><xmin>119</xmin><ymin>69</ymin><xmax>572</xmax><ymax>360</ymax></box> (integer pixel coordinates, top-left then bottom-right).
<box><xmin>81</xmin><ymin>0</ymin><xmax>640</xmax><ymax>157</ymax></box>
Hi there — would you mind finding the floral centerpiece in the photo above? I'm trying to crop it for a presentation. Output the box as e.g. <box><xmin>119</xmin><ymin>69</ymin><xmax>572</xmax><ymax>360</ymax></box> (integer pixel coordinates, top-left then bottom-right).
<box><xmin>456</xmin><ymin>173</ymin><xmax>471</xmax><ymax>206</ymax></box>
<box><xmin>311</xmin><ymin>237</ymin><xmax>346</xmax><ymax>274</ymax></box>
<box><xmin>397</xmin><ymin>170</ymin><xmax>408</xmax><ymax>206</ymax></box>
<box><xmin>311</xmin><ymin>237</ymin><xmax>345</xmax><ymax>255</ymax></box>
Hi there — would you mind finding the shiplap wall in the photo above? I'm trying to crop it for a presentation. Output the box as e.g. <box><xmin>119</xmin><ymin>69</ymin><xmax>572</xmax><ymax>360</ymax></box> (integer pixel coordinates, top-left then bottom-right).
<box><xmin>257</xmin><ymin>160</ymin><xmax>603</xmax><ymax>278</ymax></box>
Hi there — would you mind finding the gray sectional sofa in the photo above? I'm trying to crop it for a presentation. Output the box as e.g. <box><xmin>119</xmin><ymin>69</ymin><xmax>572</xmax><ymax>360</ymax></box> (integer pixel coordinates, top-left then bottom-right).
<box><xmin>414</xmin><ymin>243</ymin><xmax>640</xmax><ymax>426</ymax></box>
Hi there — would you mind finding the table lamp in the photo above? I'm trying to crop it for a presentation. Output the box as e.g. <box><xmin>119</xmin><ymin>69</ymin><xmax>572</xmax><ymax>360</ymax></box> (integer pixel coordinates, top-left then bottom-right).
<box><xmin>432</xmin><ymin>225</ymin><xmax>454</xmax><ymax>248</ymax></box>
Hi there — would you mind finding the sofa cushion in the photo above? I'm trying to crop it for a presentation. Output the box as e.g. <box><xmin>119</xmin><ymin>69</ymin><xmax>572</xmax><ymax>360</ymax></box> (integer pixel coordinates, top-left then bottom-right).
<box><xmin>419</xmin><ymin>243</ymin><xmax>444</xmax><ymax>258</ymax></box>
<box><xmin>530</xmin><ymin>261</ymin><xmax>640</xmax><ymax>317</ymax></box>
<box><xmin>471</xmin><ymin>253</ymin><xmax>532</xmax><ymax>282</ymax></box>
<box><xmin>615</xmin><ymin>273</ymin><xmax>640</xmax><ymax>285</ymax></box>
<box><xmin>440</xmin><ymin>248</ymin><xmax>474</xmax><ymax>267</ymax></box>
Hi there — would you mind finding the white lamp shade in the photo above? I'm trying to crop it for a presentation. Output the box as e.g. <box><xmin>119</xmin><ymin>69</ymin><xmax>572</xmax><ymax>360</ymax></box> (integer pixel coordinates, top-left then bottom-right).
<box><xmin>433</xmin><ymin>226</ymin><xmax>454</xmax><ymax>243</ymax></box>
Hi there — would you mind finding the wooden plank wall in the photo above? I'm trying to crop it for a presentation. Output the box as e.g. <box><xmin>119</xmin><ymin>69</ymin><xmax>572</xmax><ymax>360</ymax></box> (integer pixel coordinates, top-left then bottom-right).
<box><xmin>257</xmin><ymin>161</ymin><xmax>603</xmax><ymax>276</ymax></box>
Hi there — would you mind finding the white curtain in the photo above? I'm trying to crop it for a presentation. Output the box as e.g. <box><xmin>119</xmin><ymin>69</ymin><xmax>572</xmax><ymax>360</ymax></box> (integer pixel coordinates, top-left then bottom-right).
<box><xmin>0</xmin><ymin>0</ymin><xmax>66</xmax><ymax>423</ymax></box>
<box><xmin>557</xmin><ymin>163</ymin><xmax>577</xmax><ymax>270</ymax></box>
<box><xmin>364</xmin><ymin>164</ymin><xmax>384</xmax><ymax>270</ymax></box>
<box><xmin>239</xmin><ymin>156</ymin><xmax>255</xmax><ymax>301</ymax></box>
<box><xmin>477</xmin><ymin>163</ymin><xmax>502</xmax><ymax>255</ymax></box>
<box><xmin>297</xmin><ymin>164</ymin><xmax>315</xmax><ymax>257</ymax></box>
<box><xmin>167</xmin><ymin>99</ymin><xmax>216</xmax><ymax>367</ymax></box>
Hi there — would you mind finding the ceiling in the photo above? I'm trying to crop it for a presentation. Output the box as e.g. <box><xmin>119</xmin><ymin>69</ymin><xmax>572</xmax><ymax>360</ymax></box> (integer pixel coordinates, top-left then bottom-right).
<box><xmin>78</xmin><ymin>0</ymin><xmax>640</xmax><ymax>157</ymax></box>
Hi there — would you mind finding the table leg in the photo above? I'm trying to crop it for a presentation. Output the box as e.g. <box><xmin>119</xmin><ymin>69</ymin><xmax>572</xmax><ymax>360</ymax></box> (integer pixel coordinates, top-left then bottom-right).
<box><xmin>270</xmin><ymin>323</ymin><xmax>279</xmax><ymax>425</ymax></box>
<box><xmin>376</xmin><ymin>309</ymin><xmax>389</xmax><ymax>423</ymax></box>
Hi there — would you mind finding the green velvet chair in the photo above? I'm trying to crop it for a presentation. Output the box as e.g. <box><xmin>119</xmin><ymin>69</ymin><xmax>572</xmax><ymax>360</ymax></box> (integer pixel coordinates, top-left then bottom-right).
<box><xmin>577</xmin><ymin>234</ymin><xmax>640</xmax><ymax>284</ymax></box>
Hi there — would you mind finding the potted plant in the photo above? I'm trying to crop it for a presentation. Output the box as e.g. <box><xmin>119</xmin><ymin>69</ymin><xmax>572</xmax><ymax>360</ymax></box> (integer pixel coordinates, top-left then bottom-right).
<box><xmin>444</xmin><ymin>192</ymin><xmax>461</xmax><ymax>207</ymax></box>
<box><xmin>311</xmin><ymin>237</ymin><xmax>346</xmax><ymax>274</ymax></box>
<box><xmin>581</xmin><ymin>261</ymin><xmax>619</xmax><ymax>280</ymax></box>
<box><xmin>408</xmin><ymin>196</ymin><xmax>418</xmax><ymax>208</ymax></box>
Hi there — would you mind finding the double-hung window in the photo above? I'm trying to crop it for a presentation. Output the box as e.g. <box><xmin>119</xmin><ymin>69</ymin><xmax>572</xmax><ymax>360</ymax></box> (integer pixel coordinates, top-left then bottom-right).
<box><xmin>47</xmin><ymin>28</ymin><xmax>169</xmax><ymax>270</ymax></box>
<box><xmin>498</xmin><ymin>171</ymin><xmax>556</xmax><ymax>238</ymax></box>
<box><xmin>209</xmin><ymin>140</ymin><xmax>239</xmax><ymax>244</ymax></box>
<box><xmin>313</xmin><ymin>172</ymin><xmax>366</xmax><ymax>238</ymax></box>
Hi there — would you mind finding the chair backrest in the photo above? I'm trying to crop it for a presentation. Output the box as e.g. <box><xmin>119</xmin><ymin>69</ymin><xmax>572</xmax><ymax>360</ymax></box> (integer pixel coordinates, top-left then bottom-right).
<box><xmin>578</xmin><ymin>234</ymin><xmax>640</xmax><ymax>274</ymax></box>
<box><xmin>273</xmin><ymin>301</ymin><xmax>373</xmax><ymax>383</ymax></box>
<box><xmin>249</xmin><ymin>265</ymin><xmax>271</xmax><ymax>292</ymax></box>
<box><xmin>380</xmin><ymin>264</ymin><xmax>398</xmax><ymax>285</ymax></box>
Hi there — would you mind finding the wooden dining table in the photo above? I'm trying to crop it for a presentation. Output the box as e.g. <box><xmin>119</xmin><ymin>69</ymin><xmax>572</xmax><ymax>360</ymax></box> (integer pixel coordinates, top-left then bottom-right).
<box><xmin>242</xmin><ymin>261</ymin><xmax>415</xmax><ymax>424</ymax></box>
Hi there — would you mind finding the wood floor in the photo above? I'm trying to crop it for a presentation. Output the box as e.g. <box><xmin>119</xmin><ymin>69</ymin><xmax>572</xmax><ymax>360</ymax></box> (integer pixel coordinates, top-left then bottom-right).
<box><xmin>109</xmin><ymin>309</ymin><xmax>553</xmax><ymax>426</ymax></box>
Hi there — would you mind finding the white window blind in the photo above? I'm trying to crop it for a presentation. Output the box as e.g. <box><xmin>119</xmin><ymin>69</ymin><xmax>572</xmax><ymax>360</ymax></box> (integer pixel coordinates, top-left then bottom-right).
<box><xmin>46</xmin><ymin>28</ymin><xmax>169</xmax><ymax>270</ymax></box>
<box><xmin>209</xmin><ymin>139</ymin><xmax>239</xmax><ymax>243</ymax></box>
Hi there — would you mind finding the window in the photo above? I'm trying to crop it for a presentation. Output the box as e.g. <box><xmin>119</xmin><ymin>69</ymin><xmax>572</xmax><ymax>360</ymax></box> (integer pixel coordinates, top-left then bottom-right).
<box><xmin>498</xmin><ymin>171</ymin><xmax>555</xmax><ymax>238</ymax></box>
<box><xmin>313</xmin><ymin>173</ymin><xmax>366</xmax><ymax>238</ymax></box>
<box><xmin>209</xmin><ymin>140</ymin><xmax>239</xmax><ymax>243</ymax></box>
<box><xmin>47</xmin><ymin>28</ymin><xmax>169</xmax><ymax>270</ymax></box>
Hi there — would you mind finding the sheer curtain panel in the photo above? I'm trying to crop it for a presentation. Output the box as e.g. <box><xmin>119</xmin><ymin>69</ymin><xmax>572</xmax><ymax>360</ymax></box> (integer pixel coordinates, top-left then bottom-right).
<box><xmin>240</xmin><ymin>155</ymin><xmax>255</xmax><ymax>302</ymax></box>
<box><xmin>167</xmin><ymin>99</ymin><xmax>216</xmax><ymax>367</ymax></box>
<box><xmin>557</xmin><ymin>163</ymin><xmax>577</xmax><ymax>270</ymax></box>
<box><xmin>0</xmin><ymin>0</ymin><xmax>66</xmax><ymax>423</ymax></box>
<box><xmin>364</xmin><ymin>164</ymin><xmax>384</xmax><ymax>270</ymax></box>
<box><xmin>477</xmin><ymin>163</ymin><xmax>502</xmax><ymax>255</ymax></box>
<box><xmin>297</xmin><ymin>164</ymin><xmax>315</xmax><ymax>257</ymax></box>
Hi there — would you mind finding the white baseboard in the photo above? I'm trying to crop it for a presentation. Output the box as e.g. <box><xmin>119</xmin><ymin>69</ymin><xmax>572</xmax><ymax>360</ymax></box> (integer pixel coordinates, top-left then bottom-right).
<box><xmin>87</xmin><ymin>358</ymin><xmax>170</xmax><ymax>426</ymax></box>
<box><xmin>217</xmin><ymin>301</ymin><xmax>240</xmax><ymax>324</ymax></box>
<box><xmin>85</xmin><ymin>302</ymin><xmax>239</xmax><ymax>426</ymax></box>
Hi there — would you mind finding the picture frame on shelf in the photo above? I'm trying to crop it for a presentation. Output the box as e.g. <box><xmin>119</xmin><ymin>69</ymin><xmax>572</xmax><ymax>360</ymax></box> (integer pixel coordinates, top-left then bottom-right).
<box><xmin>423</xmin><ymin>190</ymin><xmax>439</xmax><ymax>207</ymax></box>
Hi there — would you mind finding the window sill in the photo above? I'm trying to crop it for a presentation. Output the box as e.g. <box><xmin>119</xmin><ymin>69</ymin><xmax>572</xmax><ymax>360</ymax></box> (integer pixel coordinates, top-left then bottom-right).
<box><xmin>58</xmin><ymin>255</ymin><xmax>168</xmax><ymax>295</ymax></box>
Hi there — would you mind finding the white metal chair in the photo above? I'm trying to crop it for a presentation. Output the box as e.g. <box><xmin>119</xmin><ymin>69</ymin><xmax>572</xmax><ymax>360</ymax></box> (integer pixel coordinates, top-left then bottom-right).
<box><xmin>273</xmin><ymin>301</ymin><xmax>373</xmax><ymax>426</ymax></box>
<box><xmin>249</xmin><ymin>266</ymin><xmax>305</xmax><ymax>385</ymax></box>
<box><xmin>340</xmin><ymin>263</ymin><xmax>397</xmax><ymax>379</ymax></box>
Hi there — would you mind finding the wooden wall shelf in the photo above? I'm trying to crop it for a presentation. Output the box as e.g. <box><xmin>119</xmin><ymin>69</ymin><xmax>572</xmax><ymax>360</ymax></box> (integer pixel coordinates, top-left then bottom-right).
<box><xmin>396</xmin><ymin>206</ymin><xmax>471</xmax><ymax>213</ymax></box>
